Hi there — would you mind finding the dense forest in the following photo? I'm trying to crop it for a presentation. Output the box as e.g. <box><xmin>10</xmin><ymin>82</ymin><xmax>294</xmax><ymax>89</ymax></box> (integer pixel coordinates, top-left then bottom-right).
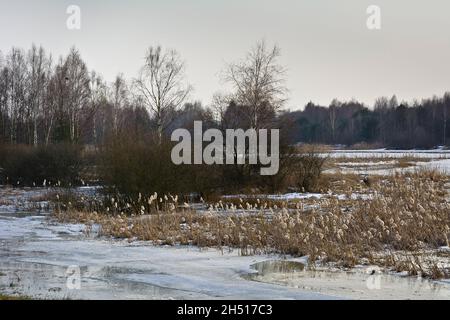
<box><xmin>285</xmin><ymin>95</ymin><xmax>450</xmax><ymax>149</ymax></box>
<box><xmin>0</xmin><ymin>44</ymin><xmax>449</xmax><ymax>149</ymax></box>
<box><xmin>0</xmin><ymin>45</ymin><xmax>147</xmax><ymax>146</ymax></box>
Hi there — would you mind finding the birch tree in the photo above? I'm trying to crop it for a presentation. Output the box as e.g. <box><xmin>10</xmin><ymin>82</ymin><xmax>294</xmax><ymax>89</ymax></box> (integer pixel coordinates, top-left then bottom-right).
<box><xmin>111</xmin><ymin>73</ymin><xmax>128</xmax><ymax>134</ymax></box>
<box><xmin>64</xmin><ymin>48</ymin><xmax>91</xmax><ymax>143</ymax></box>
<box><xmin>134</xmin><ymin>46</ymin><xmax>191</xmax><ymax>141</ymax></box>
<box><xmin>224</xmin><ymin>40</ymin><xmax>287</xmax><ymax>129</ymax></box>
<box><xmin>7</xmin><ymin>48</ymin><xmax>27</xmax><ymax>143</ymax></box>
<box><xmin>27</xmin><ymin>45</ymin><xmax>51</xmax><ymax>145</ymax></box>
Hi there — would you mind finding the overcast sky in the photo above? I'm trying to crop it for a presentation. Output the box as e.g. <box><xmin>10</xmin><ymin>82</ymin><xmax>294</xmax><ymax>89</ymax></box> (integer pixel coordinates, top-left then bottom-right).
<box><xmin>1</xmin><ymin>0</ymin><xmax>449</xmax><ymax>110</ymax></box>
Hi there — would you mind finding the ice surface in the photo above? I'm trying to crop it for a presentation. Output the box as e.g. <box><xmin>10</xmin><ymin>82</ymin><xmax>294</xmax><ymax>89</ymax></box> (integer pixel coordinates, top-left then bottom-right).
<box><xmin>322</xmin><ymin>149</ymin><xmax>450</xmax><ymax>159</ymax></box>
<box><xmin>1</xmin><ymin>163</ymin><xmax>450</xmax><ymax>300</ymax></box>
<box><xmin>1</xmin><ymin>220</ymin><xmax>331</xmax><ymax>299</ymax></box>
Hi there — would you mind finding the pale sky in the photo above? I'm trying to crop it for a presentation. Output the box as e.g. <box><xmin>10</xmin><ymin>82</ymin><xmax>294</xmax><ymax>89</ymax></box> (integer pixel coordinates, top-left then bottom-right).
<box><xmin>1</xmin><ymin>0</ymin><xmax>450</xmax><ymax>109</ymax></box>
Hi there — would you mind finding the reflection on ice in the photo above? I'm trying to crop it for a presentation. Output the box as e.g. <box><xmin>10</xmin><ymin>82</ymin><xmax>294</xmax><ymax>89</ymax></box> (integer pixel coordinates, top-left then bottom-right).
<box><xmin>246</xmin><ymin>260</ymin><xmax>450</xmax><ymax>300</ymax></box>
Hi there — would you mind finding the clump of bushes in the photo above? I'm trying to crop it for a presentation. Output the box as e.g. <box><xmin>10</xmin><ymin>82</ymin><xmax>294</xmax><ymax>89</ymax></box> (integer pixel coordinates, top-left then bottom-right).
<box><xmin>99</xmin><ymin>134</ymin><xmax>326</xmax><ymax>199</ymax></box>
<box><xmin>294</xmin><ymin>151</ymin><xmax>327</xmax><ymax>192</ymax></box>
<box><xmin>0</xmin><ymin>144</ymin><xmax>82</xmax><ymax>186</ymax></box>
<box><xmin>100</xmin><ymin>134</ymin><xmax>220</xmax><ymax>198</ymax></box>
<box><xmin>264</xmin><ymin>146</ymin><xmax>327</xmax><ymax>193</ymax></box>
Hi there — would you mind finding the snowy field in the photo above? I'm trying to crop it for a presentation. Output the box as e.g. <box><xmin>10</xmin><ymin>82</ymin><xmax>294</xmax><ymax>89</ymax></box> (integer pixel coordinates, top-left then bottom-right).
<box><xmin>1</xmin><ymin>201</ymin><xmax>449</xmax><ymax>300</ymax></box>
<box><xmin>323</xmin><ymin>149</ymin><xmax>450</xmax><ymax>176</ymax></box>
<box><xmin>0</xmin><ymin>191</ymin><xmax>330</xmax><ymax>300</ymax></box>
<box><xmin>324</xmin><ymin>158</ymin><xmax>450</xmax><ymax>176</ymax></box>
<box><xmin>322</xmin><ymin>148</ymin><xmax>450</xmax><ymax>159</ymax></box>
<box><xmin>1</xmin><ymin>149</ymin><xmax>450</xmax><ymax>300</ymax></box>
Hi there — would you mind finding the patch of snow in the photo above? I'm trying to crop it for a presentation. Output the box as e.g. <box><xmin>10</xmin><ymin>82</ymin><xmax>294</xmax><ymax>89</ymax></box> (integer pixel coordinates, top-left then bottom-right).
<box><xmin>326</xmin><ymin>158</ymin><xmax>450</xmax><ymax>176</ymax></box>
<box><xmin>323</xmin><ymin>149</ymin><xmax>450</xmax><ymax>159</ymax></box>
<box><xmin>222</xmin><ymin>193</ymin><xmax>325</xmax><ymax>201</ymax></box>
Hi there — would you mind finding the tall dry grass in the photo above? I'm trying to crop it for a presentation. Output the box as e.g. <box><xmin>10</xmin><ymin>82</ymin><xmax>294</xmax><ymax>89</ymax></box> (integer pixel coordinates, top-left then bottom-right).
<box><xmin>53</xmin><ymin>170</ymin><xmax>450</xmax><ymax>278</ymax></box>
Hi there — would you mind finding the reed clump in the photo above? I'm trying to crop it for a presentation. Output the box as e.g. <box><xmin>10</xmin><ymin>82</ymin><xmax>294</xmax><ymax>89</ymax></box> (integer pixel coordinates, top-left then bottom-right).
<box><xmin>53</xmin><ymin>170</ymin><xmax>450</xmax><ymax>279</ymax></box>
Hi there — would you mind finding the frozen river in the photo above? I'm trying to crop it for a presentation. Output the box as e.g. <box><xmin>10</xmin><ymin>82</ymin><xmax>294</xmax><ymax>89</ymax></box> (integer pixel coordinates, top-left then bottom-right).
<box><xmin>0</xmin><ymin>206</ymin><xmax>329</xmax><ymax>299</ymax></box>
<box><xmin>1</xmin><ymin>187</ymin><xmax>449</xmax><ymax>300</ymax></box>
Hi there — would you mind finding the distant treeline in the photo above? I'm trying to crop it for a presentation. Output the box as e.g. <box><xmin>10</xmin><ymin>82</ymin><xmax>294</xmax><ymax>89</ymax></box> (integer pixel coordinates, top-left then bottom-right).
<box><xmin>284</xmin><ymin>95</ymin><xmax>450</xmax><ymax>149</ymax></box>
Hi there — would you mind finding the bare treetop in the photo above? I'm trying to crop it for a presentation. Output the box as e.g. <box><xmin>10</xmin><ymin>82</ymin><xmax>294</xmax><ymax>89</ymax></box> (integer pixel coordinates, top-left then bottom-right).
<box><xmin>224</xmin><ymin>40</ymin><xmax>288</xmax><ymax>128</ymax></box>
<box><xmin>134</xmin><ymin>46</ymin><xmax>192</xmax><ymax>139</ymax></box>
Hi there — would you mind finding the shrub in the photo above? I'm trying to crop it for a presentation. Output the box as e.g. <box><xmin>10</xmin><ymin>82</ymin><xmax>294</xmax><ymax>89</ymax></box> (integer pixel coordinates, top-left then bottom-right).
<box><xmin>272</xmin><ymin>146</ymin><xmax>326</xmax><ymax>193</ymax></box>
<box><xmin>294</xmin><ymin>151</ymin><xmax>327</xmax><ymax>192</ymax></box>
<box><xmin>100</xmin><ymin>134</ymin><xmax>221</xmax><ymax>198</ymax></box>
<box><xmin>99</xmin><ymin>133</ymin><xmax>327</xmax><ymax>198</ymax></box>
<box><xmin>0</xmin><ymin>143</ymin><xmax>82</xmax><ymax>186</ymax></box>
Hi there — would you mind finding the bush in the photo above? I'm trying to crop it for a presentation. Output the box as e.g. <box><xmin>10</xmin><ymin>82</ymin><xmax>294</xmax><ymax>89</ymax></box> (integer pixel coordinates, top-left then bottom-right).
<box><xmin>100</xmin><ymin>133</ymin><xmax>326</xmax><ymax>198</ymax></box>
<box><xmin>258</xmin><ymin>146</ymin><xmax>326</xmax><ymax>193</ymax></box>
<box><xmin>100</xmin><ymin>134</ymin><xmax>221</xmax><ymax>198</ymax></box>
<box><xmin>0</xmin><ymin>144</ymin><xmax>82</xmax><ymax>186</ymax></box>
<box><xmin>294</xmin><ymin>151</ymin><xmax>327</xmax><ymax>192</ymax></box>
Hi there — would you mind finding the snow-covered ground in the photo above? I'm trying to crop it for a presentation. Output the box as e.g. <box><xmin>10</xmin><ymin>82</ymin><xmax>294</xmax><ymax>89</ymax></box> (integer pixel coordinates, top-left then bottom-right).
<box><xmin>0</xmin><ymin>187</ymin><xmax>327</xmax><ymax>299</ymax></box>
<box><xmin>325</xmin><ymin>159</ymin><xmax>450</xmax><ymax>176</ymax></box>
<box><xmin>2</xmin><ymin>212</ymin><xmax>449</xmax><ymax>300</ymax></box>
<box><xmin>322</xmin><ymin>149</ymin><xmax>450</xmax><ymax>159</ymax></box>
<box><xmin>323</xmin><ymin>150</ymin><xmax>450</xmax><ymax>176</ymax></box>
<box><xmin>1</xmin><ymin>187</ymin><xmax>450</xmax><ymax>300</ymax></box>
<box><xmin>1</xmin><ymin>149</ymin><xmax>449</xmax><ymax>300</ymax></box>
<box><xmin>417</xmin><ymin>159</ymin><xmax>450</xmax><ymax>174</ymax></box>
<box><xmin>223</xmin><ymin>192</ymin><xmax>371</xmax><ymax>202</ymax></box>
<box><xmin>0</xmin><ymin>209</ymin><xmax>330</xmax><ymax>299</ymax></box>
<box><xmin>247</xmin><ymin>260</ymin><xmax>450</xmax><ymax>300</ymax></box>
<box><xmin>223</xmin><ymin>193</ymin><xmax>325</xmax><ymax>201</ymax></box>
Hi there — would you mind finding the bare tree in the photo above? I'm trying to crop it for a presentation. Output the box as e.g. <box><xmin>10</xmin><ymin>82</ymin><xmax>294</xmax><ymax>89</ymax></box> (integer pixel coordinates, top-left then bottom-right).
<box><xmin>45</xmin><ymin>48</ymin><xmax>90</xmax><ymax>144</ymax></box>
<box><xmin>7</xmin><ymin>48</ymin><xmax>27</xmax><ymax>143</ymax></box>
<box><xmin>224</xmin><ymin>40</ymin><xmax>287</xmax><ymax>129</ymax></box>
<box><xmin>374</xmin><ymin>96</ymin><xmax>389</xmax><ymax>145</ymax></box>
<box><xmin>0</xmin><ymin>52</ymin><xmax>9</xmax><ymax>140</ymax></box>
<box><xmin>444</xmin><ymin>92</ymin><xmax>450</xmax><ymax>146</ymax></box>
<box><xmin>27</xmin><ymin>44</ymin><xmax>51</xmax><ymax>146</ymax></box>
<box><xmin>111</xmin><ymin>73</ymin><xmax>128</xmax><ymax>134</ymax></box>
<box><xmin>64</xmin><ymin>48</ymin><xmax>91</xmax><ymax>143</ymax></box>
<box><xmin>134</xmin><ymin>46</ymin><xmax>191</xmax><ymax>141</ymax></box>
<box><xmin>329</xmin><ymin>99</ymin><xmax>340</xmax><ymax>143</ymax></box>
<box><xmin>45</xmin><ymin>57</ymin><xmax>65</xmax><ymax>145</ymax></box>
<box><xmin>90</xmin><ymin>71</ymin><xmax>108</xmax><ymax>145</ymax></box>
<box><xmin>211</xmin><ymin>92</ymin><xmax>232</xmax><ymax>128</ymax></box>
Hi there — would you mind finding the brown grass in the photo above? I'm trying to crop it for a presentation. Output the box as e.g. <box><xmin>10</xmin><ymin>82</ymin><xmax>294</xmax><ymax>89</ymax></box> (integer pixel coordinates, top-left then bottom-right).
<box><xmin>52</xmin><ymin>170</ymin><xmax>450</xmax><ymax>279</ymax></box>
<box><xmin>0</xmin><ymin>294</ymin><xmax>30</xmax><ymax>300</ymax></box>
